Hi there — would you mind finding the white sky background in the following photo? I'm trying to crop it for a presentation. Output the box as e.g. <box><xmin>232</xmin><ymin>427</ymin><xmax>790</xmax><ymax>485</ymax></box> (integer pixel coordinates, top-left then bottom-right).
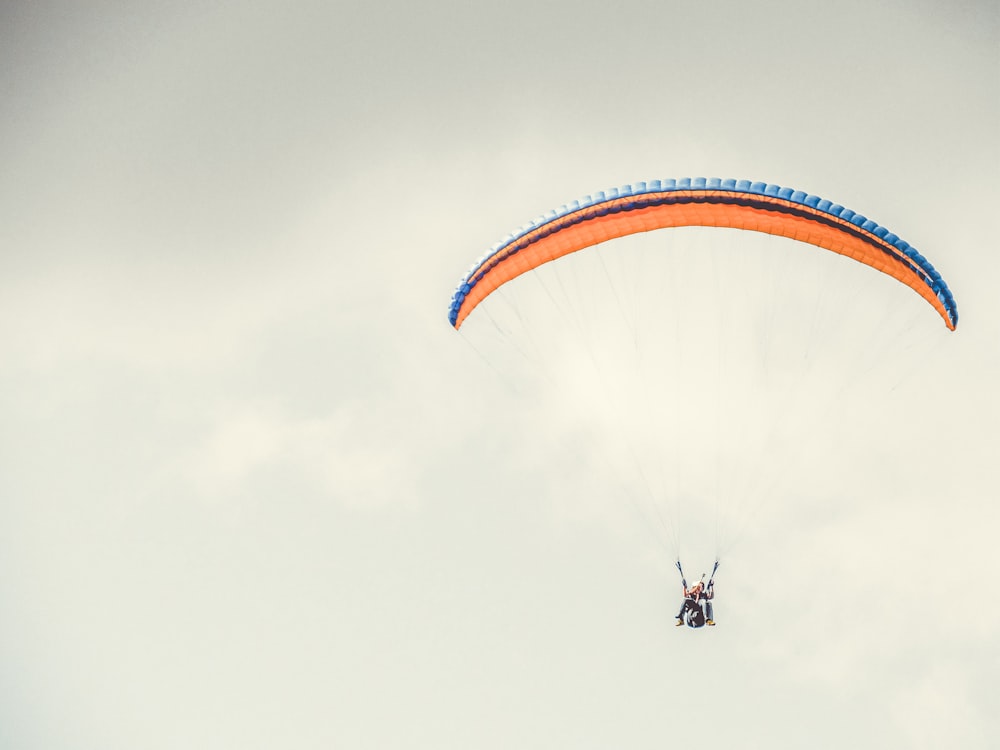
<box><xmin>1</xmin><ymin>1</ymin><xmax>998</xmax><ymax>748</ymax></box>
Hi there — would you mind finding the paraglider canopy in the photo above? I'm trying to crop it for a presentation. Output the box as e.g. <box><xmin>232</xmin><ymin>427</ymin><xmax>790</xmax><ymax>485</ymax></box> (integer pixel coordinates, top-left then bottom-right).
<box><xmin>448</xmin><ymin>178</ymin><xmax>958</xmax><ymax>331</ymax></box>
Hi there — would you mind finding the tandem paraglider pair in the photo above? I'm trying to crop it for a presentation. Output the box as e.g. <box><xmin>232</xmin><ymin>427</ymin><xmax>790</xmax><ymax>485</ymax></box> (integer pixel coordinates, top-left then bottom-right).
<box><xmin>675</xmin><ymin>560</ymin><xmax>718</xmax><ymax>629</ymax></box>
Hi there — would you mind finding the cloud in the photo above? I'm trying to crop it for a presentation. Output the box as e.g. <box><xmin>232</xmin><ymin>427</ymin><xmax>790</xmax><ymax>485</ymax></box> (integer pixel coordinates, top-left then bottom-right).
<box><xmin>889</xmin><ymin>660</ymin><xmax>991</xmax><ymax>749</ymax></box>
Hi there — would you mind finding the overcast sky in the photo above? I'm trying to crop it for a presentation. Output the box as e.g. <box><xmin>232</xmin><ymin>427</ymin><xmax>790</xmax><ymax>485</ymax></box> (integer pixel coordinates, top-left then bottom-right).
<box><xmin>1</xmin><ymin>1</ymin><xmax>998</xmax><ymax>748</ymax></box>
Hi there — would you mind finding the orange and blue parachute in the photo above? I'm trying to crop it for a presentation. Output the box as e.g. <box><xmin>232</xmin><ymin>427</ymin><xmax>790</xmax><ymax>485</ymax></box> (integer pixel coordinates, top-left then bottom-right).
<box><xmin>448</xmin><ymin>178</ymin><xmax>958</xmax><ymax>330</ymax></box>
